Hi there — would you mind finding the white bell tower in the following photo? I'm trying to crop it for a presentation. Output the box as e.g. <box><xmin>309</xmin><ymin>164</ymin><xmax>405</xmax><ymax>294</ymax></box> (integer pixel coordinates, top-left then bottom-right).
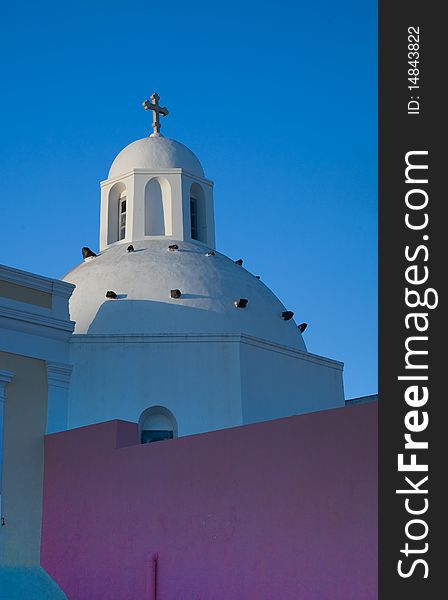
<box><xmin>99</xmin><ymin>93</ymin><xmax>215</xmax><ymax>251</ymax></box>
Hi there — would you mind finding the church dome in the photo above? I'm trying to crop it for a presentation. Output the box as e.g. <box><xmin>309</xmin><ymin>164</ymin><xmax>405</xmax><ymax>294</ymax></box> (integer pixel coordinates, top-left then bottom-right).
<box><xmin>63</xmin><ymin>240</ymin><xmax>306</xmax><ymax>351</ymax></box>
<box><xmin>108</xmin><ymin>136</ymin><xmax>205</xmax><ymax>179</ymax></box>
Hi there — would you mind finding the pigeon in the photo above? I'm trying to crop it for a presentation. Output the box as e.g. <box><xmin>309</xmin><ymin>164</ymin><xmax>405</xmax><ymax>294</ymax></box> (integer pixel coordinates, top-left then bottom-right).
<box><xmin>168</xmin><ymin>244</ymin><xmax>179</xmax><ymax>251</ymax></box>
<box><xmin>82</xmin><ymin>246</ymin><xmax>97</xmax><ymax>259</ymax></box>
<box><xmin>234</xmin><ymin>298</ymin><xmax>248</xmax><ymax>308</ymax></box>
<box><xmin>281</xmin><ymin>311</ymin><xmax>294</xmax><ymax>321</ymax></box>
<box><xmin>234</xmin><ymin>259</ymin><xmax>243</xmax><ymax>266</ymax></box>
<box><xmin>106</xmin><ymin>291</ymin><xmax>118</xmax><ymax>299</ymax></box>
<box><xmin>127</xmin><ymin>245</ymin><xmax>135</xmax><ymax>252</ymax></box>
<box><xmin>170</xmin><ymin>289</ymin><xmax>182</xmax><ymax>299</ymax></box>
<box><xmin>298</xmin><ymin>323</ymin><xmax>308</xmax><ymax>333</ymax></box>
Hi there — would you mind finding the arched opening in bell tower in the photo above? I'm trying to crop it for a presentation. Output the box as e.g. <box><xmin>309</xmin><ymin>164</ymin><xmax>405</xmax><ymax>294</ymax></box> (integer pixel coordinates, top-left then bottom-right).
<box><xmin>189</xmin><ymin>183</ymin><xmax>206</xmax><ymax>243</ymax></box>
<box><xmin>107</xmin><ymin>182</ymin><xmax>127</xmax><ymax>244</ymax></box>
<box><xmin>119</xmin><ymin>192</ymin><xmax>127</xmax><ymax>240</ymax></box>
<box><xmin>145</xmin><ymin>177</ymin><xmax>172</xmax><ymax>236</ymax></box>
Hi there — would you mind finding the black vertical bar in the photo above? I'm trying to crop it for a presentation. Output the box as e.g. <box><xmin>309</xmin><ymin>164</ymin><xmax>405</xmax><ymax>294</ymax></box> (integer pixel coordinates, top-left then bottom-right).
<box><xmin>379</xmin><ymin>2</ymin><xmax>443</xmax><ymax>597</ymax></box>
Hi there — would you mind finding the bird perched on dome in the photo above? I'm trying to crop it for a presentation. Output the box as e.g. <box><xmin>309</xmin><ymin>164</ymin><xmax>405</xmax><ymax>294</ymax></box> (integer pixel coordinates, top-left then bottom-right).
<box><xmin>282</xmin><ymin>311</ymin><xmax>294</xmax><ymax>321</ymax></box>
<box><xmin>82</xmin><ymin>247</ymin><xmax>97</xmax><ymax>259</ymax></box>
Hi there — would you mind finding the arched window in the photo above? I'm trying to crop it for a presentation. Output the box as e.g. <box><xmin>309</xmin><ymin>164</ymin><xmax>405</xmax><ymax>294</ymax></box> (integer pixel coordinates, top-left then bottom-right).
<box><xmin>189</xmin><ymin>183</ymin><xmax>206</xmax><ymax>242</ymax></box>
<box><xmin>108</xmin><ymin>182</ymin><xmax>126</xmax><ymax>244</ymax></box>
<box><xmin>190</xmin><ymin>197</ymin><xmax>198</xmax><ymax>240</ymax></box>
<box><xmin>138</xmin><ymin>406</ymin><xmax>177</xmax><ymax>444</ymax></box>
<box><xmin>145</xmin><ymin>177</ymin><xmax>172</xmax><ymax>236</ymax></box>
<box><xmin>119</xmin><ymin>191</ymin><xmax>127</xmax><ymax>240</ymax></box>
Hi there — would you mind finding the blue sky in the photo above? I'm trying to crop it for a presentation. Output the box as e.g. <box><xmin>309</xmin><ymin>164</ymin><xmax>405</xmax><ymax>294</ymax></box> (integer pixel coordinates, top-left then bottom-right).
<box><xmin>0</xmin><ymin>0</ymin><xmax>377</xmax><ymax>398</ymax></box>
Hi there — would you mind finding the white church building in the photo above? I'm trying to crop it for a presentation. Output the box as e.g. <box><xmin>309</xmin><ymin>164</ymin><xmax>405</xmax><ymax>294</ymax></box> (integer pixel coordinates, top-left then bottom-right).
<box><xmin>60</xmin><ymin>92</ymin><xmax>345</xmax><ymax>441</ymax></box>
<box><xmin>0</xmin><ymin>93</ymin><xmax>351</xmax><ymax>592</ymax></box>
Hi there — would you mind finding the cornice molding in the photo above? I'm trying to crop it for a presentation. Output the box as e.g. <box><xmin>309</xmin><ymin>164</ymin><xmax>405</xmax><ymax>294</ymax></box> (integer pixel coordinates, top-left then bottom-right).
<box><xmin>46</xmin><ymin>362</ymin><xmax>73</xmax><ymax>388</ymax></box>
<box><xmin>0</xmin><ymin>370</ymin><xmax>14</xmax><ymax>385</ymax></box>
<box><xmin>70</xmin><ymin>333</ymin><xmax>343</xmax><ymax>370</ymax></box>
<box><xmin>0</xmin><ymin>304</ymin><xmax>75</xmax><ymax>334</ymax></box>
<box><xmin>0</xmin><ymin>370</ymin><xmax>14</xmax><ymax>401</ymax></box>
<box><xmin>101</xmin><ymin>169</ymin><xmax>213</xmax><ymax>188</ymax></box>
<box><xmin>0</xmin><ymin>264</ymin><xmax>75</xmax><ymax>298</ymax></box>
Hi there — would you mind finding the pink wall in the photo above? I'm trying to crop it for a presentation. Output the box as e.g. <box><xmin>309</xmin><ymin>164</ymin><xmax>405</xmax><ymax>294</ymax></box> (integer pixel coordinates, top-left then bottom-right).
<box><xmin>41</xmin><ymin>403</ymin><xmax>377</xmax><ymax>599</ymax></box>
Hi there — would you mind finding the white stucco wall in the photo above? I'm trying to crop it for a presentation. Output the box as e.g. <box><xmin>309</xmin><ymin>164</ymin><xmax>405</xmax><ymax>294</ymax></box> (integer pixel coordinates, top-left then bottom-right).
<box><xmin>240</xmin><ymin>340</ymin><xmax>345</xmax><ymax>424</ymax></box>
<box><xmin>67</xmin><ymin>335</ymin><xmax>243</xmax><ymax>436</ymax></box>
<box><xmin>67</xmin><ymin>332</ymin><xmax>344</xmax><ymax>438</ymax></box>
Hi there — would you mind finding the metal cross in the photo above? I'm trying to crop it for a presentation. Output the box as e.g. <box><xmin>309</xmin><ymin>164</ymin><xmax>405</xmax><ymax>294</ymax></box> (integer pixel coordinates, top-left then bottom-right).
<box><xmin>142</xmin><ymin>92</ymin><xmax>169</xmax><ymax>137</ymax></box>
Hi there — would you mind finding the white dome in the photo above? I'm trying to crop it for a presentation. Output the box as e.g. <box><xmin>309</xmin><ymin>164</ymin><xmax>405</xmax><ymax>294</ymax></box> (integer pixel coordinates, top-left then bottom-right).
<box><xmin>63</xmin><ymin>240</ymin><xmax>306</xmax><ymax>351</ymax></box>
<box><xmin>108</xmin><ymin>136</ymin><xmax>204</xmax><ymax>179</ymax></box>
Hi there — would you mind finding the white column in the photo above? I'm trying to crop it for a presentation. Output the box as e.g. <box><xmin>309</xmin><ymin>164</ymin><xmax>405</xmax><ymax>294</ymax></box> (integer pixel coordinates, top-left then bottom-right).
<box><xmin>132</xmin><ymin>172</ymin><xmax>146</xmax><ymax>241</ymax></box>
<box><xmin>99</xmin><ymin>182</ymin><xmax>110</xmax><ymax>251</ymax></box>
<box><xmin>0</xmin><ymin>370</ymin><xmax>14</xmax><ymax>519</ymax></box>
<box><xmin>46</xmin><ymin>362</ymin><xmax>73</xmax><ymax>434</ymax></box>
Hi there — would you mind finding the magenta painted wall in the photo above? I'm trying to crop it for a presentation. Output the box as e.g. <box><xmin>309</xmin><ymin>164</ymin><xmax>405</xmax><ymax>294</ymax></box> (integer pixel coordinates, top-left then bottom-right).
<box><xmin>41</xmin><ymin>403</ymin><xmax>377</xmax><ymax>600</ymax></box>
